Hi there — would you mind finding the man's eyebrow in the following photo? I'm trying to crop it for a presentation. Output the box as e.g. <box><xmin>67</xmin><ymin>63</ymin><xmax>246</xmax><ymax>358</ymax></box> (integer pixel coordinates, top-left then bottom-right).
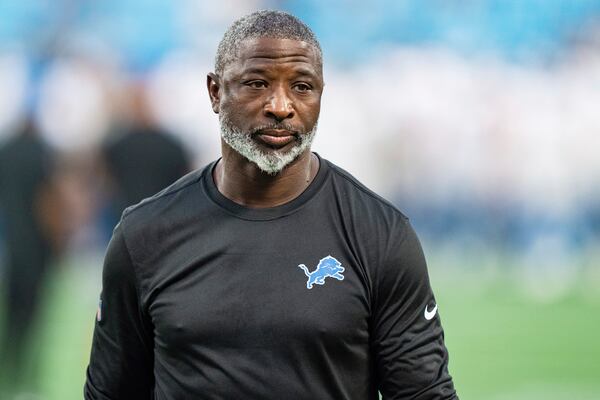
<box><xmin>293</xmin><ymin>67</ymin><xmax>319</xmax><ymax>78</ymax></box>
<box><xmin>240</xmin><ymin>67</ymin><xmax>319</xmax><ymax>78</ymax></box>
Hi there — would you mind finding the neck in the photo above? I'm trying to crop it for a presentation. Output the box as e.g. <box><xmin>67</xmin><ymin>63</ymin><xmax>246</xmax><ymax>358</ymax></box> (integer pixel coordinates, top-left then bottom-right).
<box><xmin>213</xmin><ymin>143</ymin><xmax>319</xmax><ymax>208</ymax></box>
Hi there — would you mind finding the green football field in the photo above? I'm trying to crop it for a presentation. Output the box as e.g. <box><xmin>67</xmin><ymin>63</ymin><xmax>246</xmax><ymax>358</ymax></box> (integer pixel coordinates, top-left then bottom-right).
<box><xmin>2</xmin><ymin>257</ymin><xmax>600</xmax><ymax>400</ymax></box>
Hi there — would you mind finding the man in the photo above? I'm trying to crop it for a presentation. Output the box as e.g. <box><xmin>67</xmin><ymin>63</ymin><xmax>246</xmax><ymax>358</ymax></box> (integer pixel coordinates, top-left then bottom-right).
<box><xmin>85</xmin><ymin>10</ymin><xmax>458</xmax><ymax>400</ymax></box>
<box><xmin>101</xmin><ymin>83</ymin><xmax>192</xmax><ymax>221</ymax></box>
<box><xmin>0</xmin><ymin>119</ymin><xmax>61</xmax><ymax>394</ymax></box>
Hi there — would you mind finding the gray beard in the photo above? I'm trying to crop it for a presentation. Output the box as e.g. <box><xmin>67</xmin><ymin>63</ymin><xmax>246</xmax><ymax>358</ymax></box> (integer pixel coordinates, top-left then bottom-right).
<box><xmin>219</xmin><ymin>113</ymin><xmax>317</xmax><ymax>175</ymax></box>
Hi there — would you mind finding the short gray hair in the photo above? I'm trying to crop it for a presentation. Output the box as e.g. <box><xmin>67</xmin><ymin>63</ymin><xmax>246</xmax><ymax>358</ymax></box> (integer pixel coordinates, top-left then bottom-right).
<box><xmin>214</xmin><ymin>10</ymin><xmax>322</xmax><ymax>76</ymax></box>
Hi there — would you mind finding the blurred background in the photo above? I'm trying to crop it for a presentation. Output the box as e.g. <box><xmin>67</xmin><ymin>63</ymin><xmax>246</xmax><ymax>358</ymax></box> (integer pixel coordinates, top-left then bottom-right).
<box><xmin>0</xmin><ymin>0</ymin><xmax>599</xmax><ymax>399</ymax></box>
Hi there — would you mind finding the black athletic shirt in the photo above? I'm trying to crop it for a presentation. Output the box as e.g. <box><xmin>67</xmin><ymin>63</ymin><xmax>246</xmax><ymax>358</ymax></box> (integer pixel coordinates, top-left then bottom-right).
<box><xmin>85</xmin><ymin>154</ymin><xmax>457</xmax><ymax>400</ymax></box>
<box><xmin>102</xmin><ymin>127</ymin><xmax>191</xmax><ymax>216</ymax></box>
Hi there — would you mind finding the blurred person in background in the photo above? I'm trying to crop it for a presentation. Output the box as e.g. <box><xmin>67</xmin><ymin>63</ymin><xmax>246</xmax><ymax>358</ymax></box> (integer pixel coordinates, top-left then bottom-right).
<box><xmin>0</xmin><ymin>118</ymin><xmax>66</xmax><ymax>396</ymax></box>
<box><xmin>100</xmin><ymin>82</ymin><xmax>192</xmax><ymax>223</ymax></box>
<box><xmin>85</xmin><ymin>10</ymin><xmax>457</xmax><ymax>399</ymax></box>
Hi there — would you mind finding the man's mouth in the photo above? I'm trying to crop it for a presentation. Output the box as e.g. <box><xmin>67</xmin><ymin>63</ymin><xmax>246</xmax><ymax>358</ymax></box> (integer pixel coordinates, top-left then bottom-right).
<box><xmin>255</xmin><ymin>128</ymin><xmax>298</xmax><ymax>148</ymax></box>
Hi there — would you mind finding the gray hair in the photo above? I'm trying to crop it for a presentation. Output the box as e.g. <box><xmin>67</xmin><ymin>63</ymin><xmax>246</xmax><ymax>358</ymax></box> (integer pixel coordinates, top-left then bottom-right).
<box><xmin>214</xmin><ymin>10</ymin><xmax>322</xmax><ymax>76</ymax></box>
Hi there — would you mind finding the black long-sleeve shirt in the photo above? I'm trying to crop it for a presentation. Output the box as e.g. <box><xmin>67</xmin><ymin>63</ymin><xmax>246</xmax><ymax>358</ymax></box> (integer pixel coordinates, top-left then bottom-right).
<box><xmin>85</xmin><ymin>154</ymin><xmax>457</xmax><ymax>399</ymax></box>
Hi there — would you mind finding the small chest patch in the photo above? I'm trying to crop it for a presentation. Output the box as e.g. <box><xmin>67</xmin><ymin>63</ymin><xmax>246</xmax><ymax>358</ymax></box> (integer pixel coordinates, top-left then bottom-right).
<box><xmin>297</xmin><ymin>255</ymin><xmax>345</xmax><ymax>289</ymax></box>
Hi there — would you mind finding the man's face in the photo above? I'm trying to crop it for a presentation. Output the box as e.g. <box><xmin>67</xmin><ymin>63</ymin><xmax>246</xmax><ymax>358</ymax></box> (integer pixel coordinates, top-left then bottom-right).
<box><xmin>209</xmin><ymin>37</ymin><xmax>324</xmax><ymax>174</ymax></box>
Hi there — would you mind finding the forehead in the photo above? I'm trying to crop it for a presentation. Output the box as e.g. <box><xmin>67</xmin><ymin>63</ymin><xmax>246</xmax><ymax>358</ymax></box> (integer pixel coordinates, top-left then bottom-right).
<box><xmin>226</xmin><ymin>37</ymin><xmax>321</xmax><ymax>76</ymax></box>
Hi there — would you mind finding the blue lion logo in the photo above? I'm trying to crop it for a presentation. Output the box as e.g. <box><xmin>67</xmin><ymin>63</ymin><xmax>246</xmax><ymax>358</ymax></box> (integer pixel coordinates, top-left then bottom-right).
<box><xmin>298</xmin><ymin>255</ymin><xmax>345</xmax><ymax>289</ymax></box>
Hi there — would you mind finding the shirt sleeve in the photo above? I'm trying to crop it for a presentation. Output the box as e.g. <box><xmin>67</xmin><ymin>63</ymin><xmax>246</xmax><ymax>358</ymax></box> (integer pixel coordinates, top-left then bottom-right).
<box><xmin>372</xmin><ymin>219</ymin><xmax>458</xmax><ymax>399</ymax></box>
<box><xmin>84</xmin><ymin>223</ymin><xmax>154</xmax><ymax>399</ymax></box>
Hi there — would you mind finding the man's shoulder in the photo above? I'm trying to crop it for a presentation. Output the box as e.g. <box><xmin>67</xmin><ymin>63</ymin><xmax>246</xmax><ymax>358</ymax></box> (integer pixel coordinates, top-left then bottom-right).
<box><xmin>119</xmin><ymin>164</ymin><xmax>209</xmax><ymax>228</ymax></box>
<box><xmin>324</xmin><ymin>158</ymin><xmax>408</xmax><ymax>222</ymax></box>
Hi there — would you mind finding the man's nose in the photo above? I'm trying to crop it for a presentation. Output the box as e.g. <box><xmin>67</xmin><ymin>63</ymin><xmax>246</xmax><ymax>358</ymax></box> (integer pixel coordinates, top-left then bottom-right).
<box><xmin>264</xmin><ymin>87</ymin><xmax>295</xmax><ymax>121</ymax></box>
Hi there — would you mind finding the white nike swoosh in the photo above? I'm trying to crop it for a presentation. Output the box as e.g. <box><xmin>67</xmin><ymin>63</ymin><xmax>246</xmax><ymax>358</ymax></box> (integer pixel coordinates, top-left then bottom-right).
<box><xmin>424</xmin><ymin>304</ymin><xmax>438</xmax><ymax>320</ymax></box>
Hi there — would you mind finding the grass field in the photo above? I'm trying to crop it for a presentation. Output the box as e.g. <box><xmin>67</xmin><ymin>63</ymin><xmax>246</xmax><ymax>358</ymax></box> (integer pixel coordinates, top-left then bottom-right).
<box><xmin>2</xmin><ymin>255</ymin><xmax>600</xmax><ymax>399</ymax></box>
<box><xmin>437</xmin><ymin>279</ymin><xmax>600</xmax><ymax>399</ymax></box>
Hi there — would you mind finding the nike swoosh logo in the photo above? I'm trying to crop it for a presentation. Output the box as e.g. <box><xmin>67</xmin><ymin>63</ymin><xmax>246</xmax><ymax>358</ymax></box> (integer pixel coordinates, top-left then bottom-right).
<box><xmin>424</xmin><ymin>304</ymin><xmax>438</xmax><ymax>320</ymax></box>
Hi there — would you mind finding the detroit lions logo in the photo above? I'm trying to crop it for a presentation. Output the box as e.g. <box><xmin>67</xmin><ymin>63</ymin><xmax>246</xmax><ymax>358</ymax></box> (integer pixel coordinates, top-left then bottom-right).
<box><xmin>298</xmin><ymin>255</ymin><xmax>345</xmax><ymax>289</ymax></box>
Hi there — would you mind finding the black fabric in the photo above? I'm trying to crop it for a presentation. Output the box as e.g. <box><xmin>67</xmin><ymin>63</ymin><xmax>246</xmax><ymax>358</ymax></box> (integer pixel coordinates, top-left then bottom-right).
<box><xmin>0</xmin><ymin>133</ymin><xmax>54</xmax><ymax>380</ymax></box>
<box><xmin>85</xmin><ymin>154</ymin><xmax>457</xmax><ymax>400</ymax></box>
<box><xmin>102</xmin><ymin>127</ymin><xmax>191</xmax><ymax>216</ymax></box>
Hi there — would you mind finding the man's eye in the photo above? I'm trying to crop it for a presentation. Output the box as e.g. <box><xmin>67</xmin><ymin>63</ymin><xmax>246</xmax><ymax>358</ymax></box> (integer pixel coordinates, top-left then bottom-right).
<box><xmin>293</xmin><ymin>83</ymin><xmax>312</xmax><ymax>93</ymax></box>
<box><xmin>246</xmin><ymin>81</ymin><xmax>267</xmax><ymax>89</ymax></box>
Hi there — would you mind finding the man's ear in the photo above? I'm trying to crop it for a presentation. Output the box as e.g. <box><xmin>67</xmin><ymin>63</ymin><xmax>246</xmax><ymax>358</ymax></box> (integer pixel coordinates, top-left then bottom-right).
<box><xmin>207</xmin><ymin>72</ymin><xmax>221</xmax><ymax>114</ymax></box>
